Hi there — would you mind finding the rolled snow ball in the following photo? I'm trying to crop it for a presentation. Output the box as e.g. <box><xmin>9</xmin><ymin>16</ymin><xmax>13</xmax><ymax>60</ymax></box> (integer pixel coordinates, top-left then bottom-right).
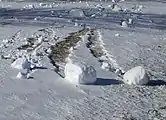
<box><xmin>11</xmin><ymin>57</ymin><xmax>31</xmax><ymax>70</ymax></box>
<box><xmin>64</xmin><ymin>63</ymin><xmax>97</xmax><ymax>85</ymax></box>
<box><xmin>69</xmin><ymin>9</ymin><xmax>85</xmax><ymax>18</ymax></box>
<box><xmin>123</xmin><ymin>66</ymin><xmax>150</xmax><ymax>85</ymax></box>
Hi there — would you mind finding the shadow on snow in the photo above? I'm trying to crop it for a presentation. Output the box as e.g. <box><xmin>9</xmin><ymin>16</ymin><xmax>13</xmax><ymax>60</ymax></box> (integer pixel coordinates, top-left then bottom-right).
<box><xmin>0</xmin><ymin>8</ymin><xmax>166</xmax><ymax>30</ymax></box>
<box><xmin>147</xmin><ymin>80</ymin><xmax>166</xmax><ymax>86</ymax></box>
<box><xmin>86</xmin><ymin>78</ymin><xmax>166</xmax><ymax>86</ymax></box>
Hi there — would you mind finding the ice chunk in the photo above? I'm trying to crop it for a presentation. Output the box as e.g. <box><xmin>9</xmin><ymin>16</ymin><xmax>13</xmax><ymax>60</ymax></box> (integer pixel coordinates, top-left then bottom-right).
<box><xmin>11</xmin><ymin>57</ymin><xmax>31</xmax><ymax>70</ymax></box>
<box><xmin>64</xmin><ymin>62</ymin><xmax>96</xmax><ymax>85</ymax></box>
<box><xmin>123</xmin><ymin>66</ymin><xmax>150</xmax><ymax>85</ymax></box>
<box><xmin>69</xmin><ymin>9</ymin><xmax>85</xmax><ymax>18</ymax></box>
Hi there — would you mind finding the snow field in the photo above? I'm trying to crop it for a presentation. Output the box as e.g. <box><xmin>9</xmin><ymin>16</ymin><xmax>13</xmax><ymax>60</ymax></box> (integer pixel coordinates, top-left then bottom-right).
<box><xmin>0</xmin><ymin>1</ymin><xmax>166</xmax><ymax>119</ymax></box>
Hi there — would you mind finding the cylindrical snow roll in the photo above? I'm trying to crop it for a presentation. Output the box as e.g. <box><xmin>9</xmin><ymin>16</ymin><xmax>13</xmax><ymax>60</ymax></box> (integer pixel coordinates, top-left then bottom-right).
<box><xmin>11</xmin><ymin>57</ymin><xmax>31</xmax><ymax>70</ymax></box>
<box><xmin>64</xmin><ymin>62</ymin><xmax>97</xmax><ymax>85</ymax></box>
<box><xmin>123</xmin><ymin>66</ymin><xmax>150</xmax><ymax>85</ymax></box>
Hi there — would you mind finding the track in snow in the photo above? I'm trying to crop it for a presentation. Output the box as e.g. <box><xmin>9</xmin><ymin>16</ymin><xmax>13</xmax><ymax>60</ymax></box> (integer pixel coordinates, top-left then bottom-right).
<box><xmin>0</xmin><ymin>7</ymin><xmax>166</xmax><ymax>30</ymax></box>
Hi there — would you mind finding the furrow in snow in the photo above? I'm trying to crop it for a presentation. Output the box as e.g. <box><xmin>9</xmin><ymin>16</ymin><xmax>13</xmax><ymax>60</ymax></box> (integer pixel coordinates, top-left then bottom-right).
<box><xmin>1</xmin><ymin>27</ymin><xmax>59</xmax><ymax>79</ymax></box>
<box><xmin>49</xmin><ymin>28</ymin><xmax>89</xmax><ymax>78</ymax></box>
<box><xmin>86</xmin><ymin>29</ymin><xmax>125</xmax><ymax>78</ymax></box>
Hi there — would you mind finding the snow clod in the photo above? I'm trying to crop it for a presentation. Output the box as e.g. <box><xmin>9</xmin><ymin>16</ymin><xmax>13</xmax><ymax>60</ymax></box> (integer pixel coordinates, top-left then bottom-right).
<box><xmin>16</xmin><ymin>72</ymin><xmax>25</xmax><ymax>79</ymax></box>
<box><xmin>115</xmin><ymin>33</ymin><xmax>120</xmax><ymax>37</ymax></box>
<box><xmin>64</xmin><ymin>62</ymin><xmax>96</xmax><ymax>85</ymax></box>
<box><xmin>128</xmin><ymin>18</ymin><xmax>133</xmax><ymax>24</ymax></box>
<box><xmin>74</xmin><ymin>22</ymin><xmax>79</xmax><ymax>26</ymax></box>
<box><xmin>121</xmin><ymin>21</ymin><xmax>128</xmax><ymax>27</ymax></box>
<box><xmin>123</xmin><ymin>66</ymin><xmax>150</xmax><ymax>85</ymax></box>
<box><xmin>101</xmin><ymin>62</ymin><xmax>110</xmax><ymax>71</ymax></box>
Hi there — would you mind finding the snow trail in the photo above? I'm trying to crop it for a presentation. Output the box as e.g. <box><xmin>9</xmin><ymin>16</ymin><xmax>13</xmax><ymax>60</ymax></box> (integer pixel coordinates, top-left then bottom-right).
<box><xmin>86</xmin><ymin>29</ymin><xmax>125</xmax><ymax>78</ymax></box>
<box><xmin>49</xmin><ymin>28</ymin><xmax>89</xmax><ymax>78</ymax></box>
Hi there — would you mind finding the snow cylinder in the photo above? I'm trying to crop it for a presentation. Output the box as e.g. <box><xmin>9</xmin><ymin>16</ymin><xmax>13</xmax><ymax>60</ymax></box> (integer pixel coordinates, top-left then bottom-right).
<box><xmin>11</xmin><ymin>57</ymin><xmax>31</xmax><ymax>70</ymax></box>
<box><xmin>123</xmin><ymin>66</ymin><xmax>150</xmax><ymax>85</ymax></box>
<box><xmin>64</xmin><ymin>62</ymin><xmax>97</xmax><ymax>85</ymax></box>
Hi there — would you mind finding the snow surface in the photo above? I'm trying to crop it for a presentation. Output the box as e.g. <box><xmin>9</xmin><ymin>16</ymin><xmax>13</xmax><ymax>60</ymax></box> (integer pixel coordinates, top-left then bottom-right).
<box><xmin>0</xmin><ymin>1</ymin><xmax>166</xmax><ymax>120</ymax></box>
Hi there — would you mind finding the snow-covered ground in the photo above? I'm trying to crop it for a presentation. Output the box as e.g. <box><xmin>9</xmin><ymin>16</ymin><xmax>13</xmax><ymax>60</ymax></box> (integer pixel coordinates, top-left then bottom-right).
<box><xmin>0</xmin><ymin>0</ymin><xmax>166</xmax><ymax>120</ymax></box>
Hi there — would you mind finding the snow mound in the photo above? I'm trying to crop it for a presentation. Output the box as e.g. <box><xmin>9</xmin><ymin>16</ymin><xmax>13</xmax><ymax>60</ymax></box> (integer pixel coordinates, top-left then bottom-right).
<box><xmin>69</xmin><ymin>9</ymin><xmax>85</xmax><ymax>18</ymax></box>
<box><xmin>11</xmin><ymin>57</ymin><xmax>31</xmax><ymax>70</ymax></box>
<box><xmin>64</xmin><ymin>62</ymin><xmax>96</xmax><ymax>85</ymax></box>
<box><xmin>123</xmin><ymin>66</ymin><xmax>150</xmax><ymax>85</ymax></box>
